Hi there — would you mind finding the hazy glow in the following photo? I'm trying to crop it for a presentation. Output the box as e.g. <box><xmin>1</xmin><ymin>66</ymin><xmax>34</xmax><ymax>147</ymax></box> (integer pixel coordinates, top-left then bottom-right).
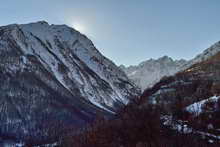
<box><xmin>1</xmin><ymin>0</ymin><xmax>220</xmax><ymax>66</ymax></box>
<box><xmin>71</xmin><ymin>22</ymin><xmax>86</xmax><ymax>34</ymax></box>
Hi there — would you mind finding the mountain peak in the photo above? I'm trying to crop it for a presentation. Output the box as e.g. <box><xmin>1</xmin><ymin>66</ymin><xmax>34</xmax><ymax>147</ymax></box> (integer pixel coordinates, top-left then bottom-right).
<box><xmin>31</xmin><ymin>20</ymin><xmax>49</xmax><ymax>25</ymax></box>
<box><xmin>158</xmin><ymin>55</ymin><xmax>173</xmax><ymax>62</ymax></box>
<box><xmin>159</xmin><ymin>55</ymin><xmax>170</xmax><ymax>59</ymax></box>
<box><xmin>121</xmin><ymin>56</ymin><xmax>188</xmax><ymax>91</ymax></box>
<box><xmin>19</xmin><ymin>21</ymin><xmax>50</xmax><ymax>28</ymax></box>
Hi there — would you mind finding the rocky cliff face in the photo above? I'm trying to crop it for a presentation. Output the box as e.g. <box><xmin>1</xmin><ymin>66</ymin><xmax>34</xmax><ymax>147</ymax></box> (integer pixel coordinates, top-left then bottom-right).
<box><xmin>0</xmin><ymin>21</ymin><xmax>139</xmax><ymax>141</ymax></box>
<box><xmin>120</xmin><ymin>56</ymin><xmax>187</xmax><ymax>91</ymax></box>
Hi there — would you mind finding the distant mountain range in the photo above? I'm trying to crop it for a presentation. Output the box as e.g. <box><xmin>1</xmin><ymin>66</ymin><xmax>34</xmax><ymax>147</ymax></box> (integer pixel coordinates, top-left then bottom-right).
<box><xmin>120</xmin><ymin>41</ymin><xmax>220</xmax><ymax>91</ymax></box>
<box><xmin>120</xmin><ymin>56</ymin><xmax>187</xmax><ymax>91</ymax></box>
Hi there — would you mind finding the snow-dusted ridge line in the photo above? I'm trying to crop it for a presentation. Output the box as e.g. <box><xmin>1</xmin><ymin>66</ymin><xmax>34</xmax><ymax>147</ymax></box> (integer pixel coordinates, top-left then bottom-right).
<box><xmin>120</xmin><ymin>56</ymin><xmax>188</xmax><ymax>91</ymax></box>
<box><xmin>186</xmin><ymin>96</ymin><xmax>220</xmax><ymax>116</ymax></box>
<box><xmin>121</xmin><ymin>41</ymin><xmax>220</xmax><ymax>92</ymax></box>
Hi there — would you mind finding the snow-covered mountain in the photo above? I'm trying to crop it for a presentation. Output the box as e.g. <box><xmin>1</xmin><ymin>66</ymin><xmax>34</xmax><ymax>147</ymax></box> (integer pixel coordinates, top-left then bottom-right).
<box><xmin>0</xmin><ymin>21</ymin><xmax>139</xmax><ymax>141</ymax></box>
<box><xmin>121</xmin><ymin>41</ymin><xmax>220</xmax><ymax>92</ymax></box>
<box><xmin>120</xmin><ymin>56</ymin><xmax>187</xmax><ymax>91</ymax></box>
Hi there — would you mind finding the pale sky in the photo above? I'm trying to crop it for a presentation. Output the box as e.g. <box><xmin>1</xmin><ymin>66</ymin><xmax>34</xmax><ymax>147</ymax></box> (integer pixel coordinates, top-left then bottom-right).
<box><xmin>1</xmin><ymin>0</ymin><xmax>220</xmax><ymax>66</ymax></box>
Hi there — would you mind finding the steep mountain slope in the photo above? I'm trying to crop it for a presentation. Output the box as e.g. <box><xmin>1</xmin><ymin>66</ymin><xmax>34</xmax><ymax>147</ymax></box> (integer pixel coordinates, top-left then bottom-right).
<box><xmin>0</xmin><ymin>21</ymin><xmax>139</xmax><ymax>141</ymax></box>
<box><xmin>184</xmin><ymin>41</ymin><xmax>220</xmax><ymax>68</ymax></box>
<box><xmin>120</xmin><ymin>56</ymin><xmax>187</xmax><ymax>91</ymax></box>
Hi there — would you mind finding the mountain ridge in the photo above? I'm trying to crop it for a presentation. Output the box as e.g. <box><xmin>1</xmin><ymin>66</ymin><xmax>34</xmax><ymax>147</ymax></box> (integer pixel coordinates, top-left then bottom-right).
<box><xmin>121</xmin><ymin>41</ymin><xmax>220</xmax><ymax>92</ymax></box>
<box><xmin>120</xmin><ymin>56</ymin><xmax>188</xmax><ymax>91</ymax></box>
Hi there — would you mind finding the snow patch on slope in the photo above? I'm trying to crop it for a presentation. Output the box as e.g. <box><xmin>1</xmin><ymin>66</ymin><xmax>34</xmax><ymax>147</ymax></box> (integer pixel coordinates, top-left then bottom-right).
<box><xmin>186</xmin><ymin>96</ymin><xmax>220</xmax><ymax>116</ymax></box>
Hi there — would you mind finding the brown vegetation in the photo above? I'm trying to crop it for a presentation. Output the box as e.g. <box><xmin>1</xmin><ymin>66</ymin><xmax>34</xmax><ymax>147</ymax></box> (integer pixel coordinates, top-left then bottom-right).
<box><xmin>60</xmin><ymin>104</ymin><xmax>219</xmax><ymax>147</ymax></box>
